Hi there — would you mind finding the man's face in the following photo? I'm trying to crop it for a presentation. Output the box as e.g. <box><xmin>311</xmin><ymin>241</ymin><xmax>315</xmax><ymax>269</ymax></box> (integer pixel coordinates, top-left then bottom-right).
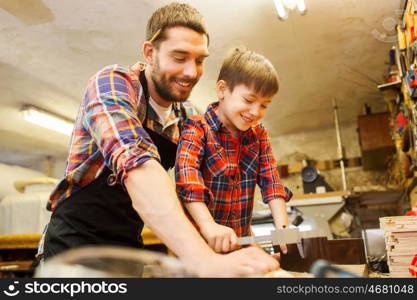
<box><xmin>151</xmin><ymin>26</ymin><xmax>209</xmax><ymax>102</ymax></box>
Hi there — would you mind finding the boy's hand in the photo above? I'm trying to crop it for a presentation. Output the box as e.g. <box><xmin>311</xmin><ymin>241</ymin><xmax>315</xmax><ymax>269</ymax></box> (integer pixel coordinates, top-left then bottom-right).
<box><xmin>279</xmin><ymin>244</ymin><xmax>288</xmax><ymax>254</ymax></box>
<box><xmin>200</xmin><ymin>222</ymin><xmax>239</xmax><ymax>253</ymax></box>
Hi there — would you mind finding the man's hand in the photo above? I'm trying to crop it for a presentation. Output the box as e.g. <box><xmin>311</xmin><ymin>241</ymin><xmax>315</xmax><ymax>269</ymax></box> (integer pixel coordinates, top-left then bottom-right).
<box><xmin>200</xmin><ymin>221</ymin><xmax>239</xmax><ymax>253</ymax></box>
<box><xmin>190</xmin><ymin>246</ymin><xmax>280</xmax><ymax>277</ymax></box>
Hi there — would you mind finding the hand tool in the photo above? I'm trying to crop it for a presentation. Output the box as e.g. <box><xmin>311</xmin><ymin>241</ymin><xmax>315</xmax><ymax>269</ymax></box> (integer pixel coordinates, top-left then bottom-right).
<box><xmin>238</xmin><ymin>227</ymin><xmax>305</xmax><ymax>259</ymax></box>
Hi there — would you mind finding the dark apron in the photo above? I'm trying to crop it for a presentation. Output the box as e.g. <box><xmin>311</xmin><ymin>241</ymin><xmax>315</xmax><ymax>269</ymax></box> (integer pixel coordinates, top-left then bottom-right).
<box><xmin>44</xmin><ymin>70</ymin><xmax>179</xmax><ymax>259</ymax></box>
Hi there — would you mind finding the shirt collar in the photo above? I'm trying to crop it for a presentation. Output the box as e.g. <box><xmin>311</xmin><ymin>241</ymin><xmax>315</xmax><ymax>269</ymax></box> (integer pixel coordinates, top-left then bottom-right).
<box><xmin>205</xmin><ymin>102</ymin><xmax>223</xmax><ymax>133</ymax></box>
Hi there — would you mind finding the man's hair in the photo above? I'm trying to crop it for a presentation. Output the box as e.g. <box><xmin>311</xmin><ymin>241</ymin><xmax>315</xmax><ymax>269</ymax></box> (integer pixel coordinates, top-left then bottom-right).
<box><xmin>217</xmin><ymin>47</ymin><xmax>279</xmax><ymax>97</ymax></box>
<box><xmin>146</xmin><ymin>2</ymin><xmax>209</xmax><ymax>47</ymax></box>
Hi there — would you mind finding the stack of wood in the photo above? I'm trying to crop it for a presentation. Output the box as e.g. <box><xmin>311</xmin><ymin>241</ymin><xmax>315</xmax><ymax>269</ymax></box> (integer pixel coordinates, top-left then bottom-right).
<box><xmin>380</xmin><ymin>216</ymin><xmax>417</xmax><ymax>277</ymax></box>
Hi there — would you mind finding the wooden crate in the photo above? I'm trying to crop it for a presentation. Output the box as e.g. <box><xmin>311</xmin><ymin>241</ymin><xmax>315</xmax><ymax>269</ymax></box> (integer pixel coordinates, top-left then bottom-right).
<box><xmin>358</xmin><ymin>113</ymin><xmax>395</xmax><ymax>170</ymax></box>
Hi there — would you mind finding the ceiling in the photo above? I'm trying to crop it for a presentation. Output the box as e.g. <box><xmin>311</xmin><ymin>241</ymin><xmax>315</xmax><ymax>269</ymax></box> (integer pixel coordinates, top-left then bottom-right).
<box><xmin>0</xmin><ymin>0</ymin><xmax>403</xmax><ymax>167</ymax></box>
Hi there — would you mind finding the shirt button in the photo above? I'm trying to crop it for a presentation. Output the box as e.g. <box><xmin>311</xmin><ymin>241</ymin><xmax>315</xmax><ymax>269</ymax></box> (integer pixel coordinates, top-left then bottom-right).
<box><xmin>107</xmin><ymin>174</ymin><xmax>117</xmax><ymax>186</ymax></box>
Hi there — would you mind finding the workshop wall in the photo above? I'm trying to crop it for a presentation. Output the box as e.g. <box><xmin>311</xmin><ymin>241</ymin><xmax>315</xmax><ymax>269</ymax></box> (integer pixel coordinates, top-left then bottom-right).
<box><xmin>16</xmin><ymin>157</ymin><xmax>67</xmax><ymax>179</ymax></box>
<box><xmin>269</xmin><ymin>122</ymin><xmax>396</xmax><ymax>195</ymax></box>
<box><xmin>269</xmin><ymin>122</ymin><xmax>361</xmax><ymax>163</ymax></box>
<box><xmin>279</xmin><ymin>167</ymin><xmax>394</xmax><ymax>196</ymax></box>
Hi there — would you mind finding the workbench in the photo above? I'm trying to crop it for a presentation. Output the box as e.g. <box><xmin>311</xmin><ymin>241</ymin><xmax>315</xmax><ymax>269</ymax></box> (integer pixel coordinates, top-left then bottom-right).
<box><xmin>0</xmin><ymin>234</ymin><xmax>40</xmax><ymax>277</ymax></box>
<box><xmin>0</xmin><ymin>227</ymin><xmax>164</xmax><ymax>278</ymax></box>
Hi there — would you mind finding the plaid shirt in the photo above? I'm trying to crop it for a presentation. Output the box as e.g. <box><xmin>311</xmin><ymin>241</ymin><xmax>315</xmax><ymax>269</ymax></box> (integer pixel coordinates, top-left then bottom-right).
<box><xmin>410</xmin><ymin>254</ymin><xmax>417</xmax><ymax>277</ymax></box>
<box><xmin>175</xmin><ymin>102</ymin><xmax>291</xmax><ymax>237</ymax></box>
<box><xmin>49</xmin><ymin>62</ymin><xmax>196</xmax><ymax>211</ymax></box>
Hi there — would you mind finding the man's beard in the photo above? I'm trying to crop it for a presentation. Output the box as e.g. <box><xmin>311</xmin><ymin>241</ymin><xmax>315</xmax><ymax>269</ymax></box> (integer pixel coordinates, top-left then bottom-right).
<box><xmin>151</xmin><ymin>57</ymin><xmax>197</xmax><ymax>103</ymax></box>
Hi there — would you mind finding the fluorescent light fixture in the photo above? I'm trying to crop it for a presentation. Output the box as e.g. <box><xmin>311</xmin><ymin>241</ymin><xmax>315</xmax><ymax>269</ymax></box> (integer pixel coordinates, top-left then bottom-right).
<box><xmin>274</xmin><ymin>0</ymin><xmax>306</xmax><ymax>20</ymax></box>
<box><xmin>274</xmin><ymin>0</ymin><xmax>288</xmax><ymax>20</ymax></box>
<box><xmin>21</xmin><ymin>105</ymin><xmax>74</xmax><ymax>136</ymax></box>
<box><xmin>283</xmin><ymin>0</ymin><xmax>297</xmax><ymax>10</ymax></box>
<box><xmin>296</xmin><ymin>0</ymin><xmax>307</xmax><ymax>14</ymax></box>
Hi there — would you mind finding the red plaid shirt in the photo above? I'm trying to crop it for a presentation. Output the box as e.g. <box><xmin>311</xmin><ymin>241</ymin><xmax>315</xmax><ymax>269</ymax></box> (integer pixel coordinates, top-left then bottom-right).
<box><xmin>410</xmin><ymin>254</ymin><xmax>417</xmax><ymax>277</ymax></box>
<box><xmin>175</xmin><ymin>102</ymin><xmax>290</xmax><ymax>237</ymax></box>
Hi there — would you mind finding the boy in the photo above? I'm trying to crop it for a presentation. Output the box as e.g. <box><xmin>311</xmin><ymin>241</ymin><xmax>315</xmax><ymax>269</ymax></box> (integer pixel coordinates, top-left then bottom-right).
<box><xmin>175</xmin><ymin>48</ymin><xmax>292</xmax><ymax>254</ymax></box>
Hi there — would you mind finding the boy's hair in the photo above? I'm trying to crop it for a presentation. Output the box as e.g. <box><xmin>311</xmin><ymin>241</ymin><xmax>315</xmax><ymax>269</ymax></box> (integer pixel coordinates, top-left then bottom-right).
<box><xmin>217</xmin><ymin>47</ymin><xmax>279</xmax><ymax>97</ymax></box>
<box><xmin>146</xmin><ymin>2</ymin><xmax>209</xmax><ymax>47</ymax></box>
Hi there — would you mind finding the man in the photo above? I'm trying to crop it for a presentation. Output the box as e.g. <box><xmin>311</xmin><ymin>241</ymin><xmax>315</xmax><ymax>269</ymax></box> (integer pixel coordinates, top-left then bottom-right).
<box><xmin>42</xmin><ymin>2</ymin><xmax>279</xmax><ymax>277</ymax></box>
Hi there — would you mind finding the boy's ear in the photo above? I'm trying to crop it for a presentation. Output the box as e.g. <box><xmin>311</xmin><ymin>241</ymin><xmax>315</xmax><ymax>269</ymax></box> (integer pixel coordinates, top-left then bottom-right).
<box><xmin>142</xmin><ymin>41</ymin><xmax>155</xmax><ymax>65</ymax></box>
<box><xmin>216</xmin><ymin>80</ymin><xmax>227</xmax><ymax>101</ymax></box>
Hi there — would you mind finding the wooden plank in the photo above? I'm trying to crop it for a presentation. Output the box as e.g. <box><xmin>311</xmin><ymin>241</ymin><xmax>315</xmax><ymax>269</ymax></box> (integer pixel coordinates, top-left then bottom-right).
<box><xmin>278</xmin><ymin>157</ymin><xmax>362</xmax><ymax>178</ymax></box>
<box><xmin>0</xmin><ymin>261</ymin><xmax>34</xmax><ymax>271</ymax></box>
<box><xmin>328</xmin><ymin>239</ymin><xmax>366</xmax><ymax>265</ymax></box>
<box><xmin>380</xmin><ymin>216</ymin><xmax>417</xmax><ymax>277</ymax></box>
<box><xmin>332</xmin><ymin>264</ymin><xmax>368</xmax><ymax>277</ymax></box>
<box><xmin>0</xmin><ymin>234</ymin><xmax>40</xmax><ymax>249</ymax></box>
<box><xmin>291</xmin><ymin>190</ymin><xmax>350</xmax><ymax>200</ymax></box>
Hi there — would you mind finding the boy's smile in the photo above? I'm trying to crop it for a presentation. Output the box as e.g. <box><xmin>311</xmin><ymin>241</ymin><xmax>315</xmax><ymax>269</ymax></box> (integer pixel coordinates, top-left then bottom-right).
<box><xmin>240</xmin><ymin>114</ymin><xmax>254</xmax><ymax>124</ymax></box>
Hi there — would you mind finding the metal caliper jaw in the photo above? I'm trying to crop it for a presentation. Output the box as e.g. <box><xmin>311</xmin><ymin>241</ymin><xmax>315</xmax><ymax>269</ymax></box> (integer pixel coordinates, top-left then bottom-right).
<box><xmin>238</xmin><ymin>228</ymin><xmax>305</xmax><ymax>258</ymax></box>
<box><xmin>270</xmin><ymin>228</ymin><xmax>305</xmax><ymax>259</ymax></box>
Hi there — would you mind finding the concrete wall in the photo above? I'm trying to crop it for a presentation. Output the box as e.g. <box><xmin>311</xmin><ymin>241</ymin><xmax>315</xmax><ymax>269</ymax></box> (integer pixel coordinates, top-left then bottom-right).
<box><xmin>269</xmin><ymin>122</ymin><xmax>361</xmax><ymax>164</ymax></box>
<box><xmin>268</xmin><ymin>122</ymin><xmax>394</xmax><ymax>195</ymax></box>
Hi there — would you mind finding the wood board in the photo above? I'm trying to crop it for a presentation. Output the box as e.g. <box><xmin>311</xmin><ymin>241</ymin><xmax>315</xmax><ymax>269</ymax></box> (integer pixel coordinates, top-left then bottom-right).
<box><xmin>380</xmin><ymin>216</ymin><xmax>417</xmax><ymax>277</ymax></box>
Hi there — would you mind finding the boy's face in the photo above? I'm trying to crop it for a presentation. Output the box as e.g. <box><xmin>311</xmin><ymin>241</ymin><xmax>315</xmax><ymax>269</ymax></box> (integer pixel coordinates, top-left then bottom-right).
<box><xmin>216</xmin><ymin>82</ymin><xmax>273</xmax><ymax>135</ymax></box>
<box><xmin>150</xmin><ymin>26</ymin><xmax>209</xmax><ymax>102</ymax></box>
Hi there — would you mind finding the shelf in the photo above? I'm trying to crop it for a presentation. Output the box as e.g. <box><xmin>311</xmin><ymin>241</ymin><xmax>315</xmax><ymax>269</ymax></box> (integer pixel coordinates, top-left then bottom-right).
<box><xmin>377</xmin><ymin>80</ymin><xmax>402</xmax><ymax>91</ymax></box>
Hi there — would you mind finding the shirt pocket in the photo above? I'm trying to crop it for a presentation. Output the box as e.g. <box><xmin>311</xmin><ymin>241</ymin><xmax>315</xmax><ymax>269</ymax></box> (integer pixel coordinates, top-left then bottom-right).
<box><xmin>240</xmin><ymin>144</ymin><xmax>259</xmax><ymax>177</ymax></box>
<box><xmin>204</xmin><ymin>143</ymin><xmax>228</xmax><ymax>177</ymax></box>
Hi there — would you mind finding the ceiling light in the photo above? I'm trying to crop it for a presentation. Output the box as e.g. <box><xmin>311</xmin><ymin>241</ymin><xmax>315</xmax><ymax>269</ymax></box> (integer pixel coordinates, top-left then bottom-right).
<box><xmin>274</xmin><ymin>0</ymin><xmax>307</xmax><ymax>20</ymax></box>
<box><xmin>296</xmin><ymin>0</ymin><xmax>307</xmax><ymax>14</ymax></box>
<box><xmin>21</xmin><ymin>105</ymin><xmax>74</xmax><ymax>136</ymax></box>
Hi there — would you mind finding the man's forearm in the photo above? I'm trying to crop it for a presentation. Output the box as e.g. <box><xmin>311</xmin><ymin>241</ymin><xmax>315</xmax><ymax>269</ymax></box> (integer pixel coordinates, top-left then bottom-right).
<box><xmin>124</xmin><ymin>159</ymin><xmax>213</xmax><ymax>264</ymax></box>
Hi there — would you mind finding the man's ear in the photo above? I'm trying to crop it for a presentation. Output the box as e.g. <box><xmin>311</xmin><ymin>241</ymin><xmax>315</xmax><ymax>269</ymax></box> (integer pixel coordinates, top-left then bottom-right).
<box><xmin>142</xmin><ymin>41</ymin><xmax>155</xmax><ymax>65</ymax></box>
<box><xmin>216</xmin><ymin>80</ymin><xmax>227</xmax><ymax>101</ymax></box>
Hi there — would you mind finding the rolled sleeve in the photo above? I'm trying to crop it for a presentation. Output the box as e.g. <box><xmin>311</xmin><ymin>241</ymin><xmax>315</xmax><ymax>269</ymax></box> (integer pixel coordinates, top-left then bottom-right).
<box><xmin>175</xmin><ymin>118</ymin><xmax>213</xmax><ymax>204</ymax></box>
<box><xmin>257</xmin><ymin>127</ymin><xmax>291</xmax><ymax>203</ymax></box>
<box><xmin>83</xmin><ymin>69</ymin><xmax>160</xmax><ymax>184</ymax></box>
